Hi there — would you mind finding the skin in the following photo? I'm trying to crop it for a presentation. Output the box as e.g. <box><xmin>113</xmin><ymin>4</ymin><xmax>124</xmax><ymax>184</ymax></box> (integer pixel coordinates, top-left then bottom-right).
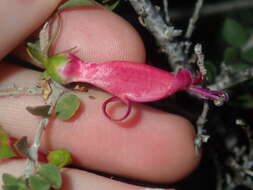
<box><xmin>0</xmin><ymin>1</ymin><xmax>200</xmax><ymax>189</ymax></box>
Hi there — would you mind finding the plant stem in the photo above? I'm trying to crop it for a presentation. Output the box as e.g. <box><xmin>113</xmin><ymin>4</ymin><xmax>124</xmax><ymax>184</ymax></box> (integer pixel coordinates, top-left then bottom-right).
<box><xmin>185</xmin><ymin>0</ymin><xmax>204</xmax><ymax>39</ymax></box>
<box><xmin>194</xmin><ymin>101</ymin><xmax>209</xmax><ymax>153</ymax></box>
<box><xmin>208</xmin><ymin>65</ymin><xmax>253</xmax><ymax>90</ymax></box>
<box><xmin>23</xmin><ymin>80</ymin><xmax>67</xmax><ymax>177</ymax></box>
<box><xmin>128</xmin><ymin>0</ymin><xmax>184</xmax><ymax>70</ymax></box>
<box><xmin>163</xmin><ymin>0</ymin><xmax>170</xmax><ymax>24</ymax></box>
<box><xmin>0</xmin><ymin>85</ymin><xmax>41</xmax><ymax>97</ymax></box>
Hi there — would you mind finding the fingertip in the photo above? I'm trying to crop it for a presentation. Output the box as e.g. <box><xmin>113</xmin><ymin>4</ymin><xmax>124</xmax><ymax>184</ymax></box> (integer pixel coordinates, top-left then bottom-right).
<box><xmin>50</xmin><ymin>6</ymin><xmax>146</xmax><ymax>63</ymax></box>
<box><xmin>0</xmin><ymin>0</ymin><xmax>61</xmax><ymax>59</ymax></box>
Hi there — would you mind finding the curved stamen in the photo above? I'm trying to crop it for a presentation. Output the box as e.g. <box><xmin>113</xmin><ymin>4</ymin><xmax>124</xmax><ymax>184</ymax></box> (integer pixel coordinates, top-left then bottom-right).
<box><xmin>102</xmin><ymin>96</ymin><xmax>132</xmax><ymax>121</ymax></box>
<box><xmin>189</xmin><ymin>87</ymin><xmax>229</xmax><ymax>101</ymax></box>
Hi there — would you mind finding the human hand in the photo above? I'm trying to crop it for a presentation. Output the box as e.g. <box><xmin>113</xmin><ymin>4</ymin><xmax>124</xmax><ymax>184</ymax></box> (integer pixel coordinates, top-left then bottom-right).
<box><xmin>0</xmin><ymin>1</ymin><xmax>200</xmax><ymax>189</ymax></box>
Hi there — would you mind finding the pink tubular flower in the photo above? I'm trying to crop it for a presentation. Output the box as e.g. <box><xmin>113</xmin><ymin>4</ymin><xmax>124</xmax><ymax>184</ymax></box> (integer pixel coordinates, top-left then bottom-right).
<box><xmin>46</xmin><ymin>53</ymin><xmax>228</xmax><ymax>121</ymax></box>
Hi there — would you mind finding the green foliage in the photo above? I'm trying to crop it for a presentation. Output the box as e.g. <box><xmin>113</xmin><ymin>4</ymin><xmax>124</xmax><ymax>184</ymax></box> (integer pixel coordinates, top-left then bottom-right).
<box><xmin>2</xmin><ymin>174</ymin><xmax>27</xmax><ymax>190</ymax></box>
<box><xmin>242</xmin><ymin>47</ymin><xmax>253</xmax><ymax>63</ymax></box>
<box><xmin>26</xmin><ymin>105</ymin><xmax>51</xmax><ymax>117</ymax></box>
<box><xmin>223</xmin><ymin>18</ymin><xmax>248</xmax><ymax>48</ymax></box>
<box><xmin>38</xmin><ymin>164</ymin><xmax>62</xmax><ymax>189</ymax></box>
<box><xmin>14</xmin><ymin>137</ymin><xmax>30</xmax><ymax>159</ymax></box>
<box><xmin>2</xmin><ymin>164</ymin><xmax>62</xmax><ymax>190</ymax></box>
<box><xmin>223</xmin><ymin>47</ymin><xmax>240</xmax><ymax>64</ymax></box>
<box><xmin>29</xmin><ymin>175</ymin><xmax>50</xmax><ymax>190</ymax></box>
<box><xmin>47</xmin><ymin>149</ymin><xmax>72</xmax><ymax>168</ymax></box>
<box><xmin>55</xmin><ymin>94</ymin><xmax>81</xmax><ymax>120</ymax></box>
<box><xmin>26</xmin><ymin>42</ymin><xmax>46</xmax><ymax>65</ymax></box>
<box><xmin>205</xmin><ymin>62</ymin><xmax>218</xmax><ymax>84</ymax></box>
<box><xmin>230</xmin><ymin>63</ymin><xmax>249</xmax><ymax>72</ymax></box>
<box><xmin>58</xmin><ymin>0</ymin><xmax>97</xmax><ymax>10</ymax></box>
<box><xmin>237</xmin><ymin>94</ymin><xmax>253</xmax><ymax>109</ymax></box>
<box><xmin>0</xmin><ymin>127</ymin><xmax>16</xmax><ymax>159</ymax></box>
<box><xmin>104</xmin><ymin>0</ymin><xmax>121</xmax><ymax>10</ymax></box>
<box><xmin>58</xmin><ymin>0</ymin><xmax>120</xmax><ymax>11</ymax></box>
<box><xmin>45</xmin><ymin>54</ymin><xmax>69</xmax><ymax>83</ymax></box>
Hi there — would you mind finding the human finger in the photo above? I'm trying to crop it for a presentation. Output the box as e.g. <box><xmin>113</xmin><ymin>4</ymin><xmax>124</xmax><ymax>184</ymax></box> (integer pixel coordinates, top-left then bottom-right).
<box><xmin>0</xmin><ymin>0</ymin><xmax>61</xmax><ymax>59</ymax></box>
<box><xmin>0</xmin><ymin>160</ymin><xmax>174</xmax><ymax>190</ymax></box>
<box><xmin>13</xmin><ymin>6</ymin><xmax>146</xmax><ymax>66</ymax></box>
<box><xmin>0</xmin><ymin>62</ymin><xmax>200</xmax><ymax>183</ymax></box>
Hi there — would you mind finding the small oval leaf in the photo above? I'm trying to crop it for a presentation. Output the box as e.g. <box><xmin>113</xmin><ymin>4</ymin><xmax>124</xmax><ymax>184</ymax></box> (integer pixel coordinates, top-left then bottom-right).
<box><xmin>38</xmin><ymin>164</ymin><xmax>62</xmax><ymax>189</ymax></box>
<box><xmin>242</xmin><ymin>47</ymin><xmax>253</xmax><ymax>63</ymax></box>
<box><xmin>223</xmin><ymin>47</ymin><xmax>240</xmax><ymax>64</ymax></box>
<box><xmin>0</xmin><ymin>127</ymin><xmax>16</xmax><ymax>159</ymax></box>
<box><xmin>58</xmin><ymin>0</ymin><xmax>98</xmax><ymax>11</ymax></box>
<box><xmin>2</xmin><ymin>174</ymin><xmax>27</xmax><ymax>190</ymax></box>
<box><xmin>29</xmin><ymin>175</ymin><xmax>51</xmax><ymax>190</ymax></box>
<box><xmin>223</xmin><ymin>18</ymin><xmax>248</xmax><ymax>48</ymax></box>
<box><xmin>26</xmin><ymin>105</ymin><xmax>51</xmax><ymax>117</ymax></box>
<box><xmin>26</xmin><ymin>42</ymin><xmax>46</xmax><ymax>65</ymax></box>
<box><xmin>55</xmin><ymin>94</ymin><xmax>81</xmax><ymax>120</ymax></box>
<box><xmin>105</xmin><ymin>0</ymin><xmax>120</xmax><ymax>10</ymax></box>
<box><xmin>14</xmin><ymin>137</ymin><xmax>31</xmax><ymax>160</ymax></box>
<box><xmin>47</xmin><ymin>149</ymin><xmax>72</xmax><ymax>168</ymax></box>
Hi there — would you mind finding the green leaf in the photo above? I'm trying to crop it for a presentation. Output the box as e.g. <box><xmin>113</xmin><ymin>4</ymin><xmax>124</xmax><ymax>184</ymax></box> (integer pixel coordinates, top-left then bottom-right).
<box><xmin>47</xmin><ymin>149</ymin><xmax>72</xmax><ymax>168</ymax></box>
<box><xmin>242</xmin><ymin>47</ymin><xmax>253</xmax><ymax>63</ymax></box>
<box><xmin>26</xmin><ymin>42</ymin><xmax>47</xmax><ymax>65</ymax></box>
<box><xmin>230</xmin><ymin>63</ymin><xmax>249</xmax><ymax>72</ymax></box>
<box><xmin>58</xmin><ymin>0</ymin><xmax>97</xmax><ymax>10</ymax></box>
<box><xmin>14</xmin><ymin>137</ymin><xmax>31</xmax><ymax>160</ymax></box>
<box><xmin>26</xmin><ymin>105</ymin><xmax>51</xmax><ymax>117</ymax></box>
<box><xmin>38</xmin><ymin>164</ymin><xmax>62</xmax><ymax>189</ymax></box>
<box><xmin>223</xmin><ymin>47</ymin><xmax>240</xmax><ymax>64</ymax></box>
<box><xmin>2</xmin><ymin>185</ymin><xmax>27</xmax><ymax>190</ymax></box>
<box><xmin>0</xmin><ymin>127</ymin><xmax>16</xmax><ymax>159</ymax></box>
<box><xmin>55</xmin><ymin>94</ymin><xmax>81</xmax><ymax>120</ymax></box>
<box><xmin>205</xmin><ymin>62</ymin><xmax>218</xmax><ymax>84</ymax></box>
<box><xmin>2</xmin><ymin>174</ymin><xmax>23</xmax><ymax>186</ymax></box>
<box><xmin>223</xmin><ymin>18</ymin><xmax>248</xmax><ymax>48</ymax></box>
<box><xmin>0</xmin><ymin>144</ymin><xmax>17</xmax><ymax>159</ymax></box>
<box><xmin>29</xmin><ymin>175</ymin><xmax>51</xmax><ymax>190</ymax></box>
<box><xmin>2</xmin><ymin>174</ymin><xmax>27</xmax><ymax>190</ymax></box>
<box><xmin>105</xmin><ymin>0</ymin><xmax>120</xmax><ymax>10</ymax></box>
<box><xmin>237</xmin><ymin>94</ymin><xmax>253</xmax><ymax>109</ymax></box>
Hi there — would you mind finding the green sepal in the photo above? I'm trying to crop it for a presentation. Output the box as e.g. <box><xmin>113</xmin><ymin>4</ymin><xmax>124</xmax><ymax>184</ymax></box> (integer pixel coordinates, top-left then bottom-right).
<box><xmin>58</xmin><ymin>0</ymin><xmax>98</xmax><ymax>11</ymax></box>
<box><xmin>41</xmin><ymin>71</ymin><xmax>51</xmax><ymax>80</ymax></box>
<box><xmin>0</xmin><ymin>127</ymin><xmax>16</xmax><ymax>159</ymax></box>
<box><xmin>45</xmin><ymin>54</ymin><xmax>69</xmax><ymax>84</ymax></box>
<box><xmin>105</xmin><ymin>0</ymin><xmax>120</xmax><ymax>10</ymax></box>
<box><xmin>26</xmin><ymin>42</ymin><xmax>47</xmax><ymax>65</ymax></box>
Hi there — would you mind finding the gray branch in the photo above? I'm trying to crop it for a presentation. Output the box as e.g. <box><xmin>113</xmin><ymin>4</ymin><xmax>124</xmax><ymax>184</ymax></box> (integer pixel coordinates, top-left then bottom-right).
<box><xmin>0</xmin><ymin>85</ymin><xmax>41</xmax><ymax>97</ymax></box>
<box><xmin>195</xmin><ymin>101</ymin><xmax>209</xmax><ymax>153</ymax></box>
<box><xmin>185</xmin><ymin>0</ymin><xmax>204</xmax><ymax>39</ymax></box>
<box><xmin>128</xmin><ymin>0</ymin><xmax>184</xmax><ymax>70</ymax></box>
<box><xmin>24</xmin><ymin>81</ymin><xmax>67</xmax><ymax>177</ymax></box>
<box><xmin>209</xmin><ymin>66</ymin><xmax>253</xmax><ymax>90</ymax></box>
<box><xmin>163</xmin><ymin>0</ymin><xmax>170</xmax><ymax>24</ymax></box>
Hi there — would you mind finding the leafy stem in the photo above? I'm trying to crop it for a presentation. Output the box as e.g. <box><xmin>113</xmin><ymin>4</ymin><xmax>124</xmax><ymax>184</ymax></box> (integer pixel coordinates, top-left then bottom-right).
<box><xmin>23</xmin><ymin>80</ymin><xmax>68</xmax><ymax>177</ymax></box>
